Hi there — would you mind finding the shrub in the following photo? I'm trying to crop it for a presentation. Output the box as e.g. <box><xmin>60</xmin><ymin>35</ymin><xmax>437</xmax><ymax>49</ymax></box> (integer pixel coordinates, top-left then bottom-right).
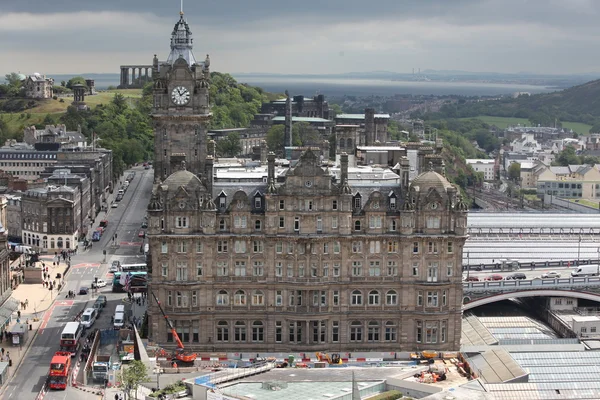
<box><xmin>59</xmin><ymin>99</ymin><xmax>64</xmax><ymax>103</ymax></box>
<box><xmin>367</xmin><ymin>390</ymin><xmax>405</xmax><ymax>400</ymax></box>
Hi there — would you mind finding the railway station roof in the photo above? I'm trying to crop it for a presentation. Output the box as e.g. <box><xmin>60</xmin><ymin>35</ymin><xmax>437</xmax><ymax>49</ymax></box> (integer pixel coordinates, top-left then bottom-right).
<box><xmin>468</xmin><ymin>213</ymin><xmax>600</xmax><ymax>229</ymax></box>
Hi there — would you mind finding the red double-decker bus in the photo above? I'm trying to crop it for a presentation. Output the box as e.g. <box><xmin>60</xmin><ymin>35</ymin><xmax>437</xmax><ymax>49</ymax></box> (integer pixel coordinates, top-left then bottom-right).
<box><xmin>48</xmin><ymin>351</ymin><xmax>72</xmax><ymax>390</ymax></box>
<box><xmin>60</xmin><ymin>322</ymin><xmax>82</xmax><ymax>356</ymax></box>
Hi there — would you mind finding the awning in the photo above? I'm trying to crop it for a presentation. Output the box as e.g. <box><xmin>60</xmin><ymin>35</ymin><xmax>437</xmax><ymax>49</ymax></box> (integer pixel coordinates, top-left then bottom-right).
<box><xmin>0</xmin><ymin>298</ymin><xmax>20</xmax><ymax>328</ymax></box>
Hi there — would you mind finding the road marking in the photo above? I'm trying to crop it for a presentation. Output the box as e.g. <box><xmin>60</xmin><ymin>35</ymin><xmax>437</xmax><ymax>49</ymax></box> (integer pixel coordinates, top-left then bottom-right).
<box><xmin>71</xmin><ymin>263</ymin><xmax>100</xmax><ymax>269</ymax></box>
<box><xmin>55</xmin><ymin>301</ymin><xmax>74</xmax><ymax>306</ymax></box>
<box><xmin>119</xmin><ymin>241</ymin><xmax>143</xmax><ymax>246</ymax></box>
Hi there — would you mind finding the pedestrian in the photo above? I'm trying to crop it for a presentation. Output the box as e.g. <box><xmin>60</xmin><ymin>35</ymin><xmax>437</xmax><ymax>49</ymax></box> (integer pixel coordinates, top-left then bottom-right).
<box><xmin>17</xmin><ymin>311</ymin><xmax>20</xmax><ymax>319</ymax></box>
<box><xmin>115</xmin><ymin>394</ymin><xmax>119</xmax><ymax>400</ymax></box>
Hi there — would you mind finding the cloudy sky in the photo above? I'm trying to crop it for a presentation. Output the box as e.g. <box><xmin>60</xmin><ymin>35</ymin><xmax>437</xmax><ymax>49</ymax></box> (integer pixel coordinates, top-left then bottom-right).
<box><xmin>1</xmin><ymin>0</ymin><xmax>599</xmax><ymax>76</ymax></box>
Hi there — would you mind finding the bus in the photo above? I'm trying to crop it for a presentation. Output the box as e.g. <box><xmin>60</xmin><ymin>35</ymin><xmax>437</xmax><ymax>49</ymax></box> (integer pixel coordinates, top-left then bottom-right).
<box><xmin>112</xmin><ymin>271</ymin><xmax>147</xmax><ymax>293</ymax></box>
<box><xmin>120</xmin><ymin>263</ymin><xmax>147</xmax><ymax>273</ymax></box>
<box><xmin>60</xmin><ymin>322</ymin><xmax>83</xmax><ymax>356</ymax></box>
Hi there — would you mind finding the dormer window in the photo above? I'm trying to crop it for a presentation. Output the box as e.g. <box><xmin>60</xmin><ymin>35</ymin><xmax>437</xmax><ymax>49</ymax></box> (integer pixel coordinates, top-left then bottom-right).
<box><xmin>176</xmin><ymin>216</ymin><xmax>188</xmax><ymax>228</ymax></box>
<box><xmin>390</xmin><ymin>197</ymin><xmax>396</xmax><ymax>210</ymax></box>
<box><xmin>254</xmin><ymin>195</ymin><xmax>262</xmax><ymax>209</ymax></box>
<box><xmin>218</xmin><ymin>192</ymin><xmax>227</xmax><ymax>209</ymax></box>
<box><xmin>353</xmin><ymin>194</ymin><xmax>362</xmax><ymax>209</ymax></box>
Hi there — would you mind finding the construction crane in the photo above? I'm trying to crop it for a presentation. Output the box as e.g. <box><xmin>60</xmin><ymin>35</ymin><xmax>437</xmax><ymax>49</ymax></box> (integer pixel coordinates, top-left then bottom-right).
<box><xmin>151</xmin><ymin>291</ymin><xmax>197</xmax><ymax>363</ymax></box>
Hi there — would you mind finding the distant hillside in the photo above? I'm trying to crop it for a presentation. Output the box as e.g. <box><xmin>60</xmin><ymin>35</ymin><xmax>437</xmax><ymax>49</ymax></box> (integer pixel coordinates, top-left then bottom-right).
<box><xmin>425</xmin><ymin>78</ymin><xmax>600</xmax><ymax>132</ymax></box>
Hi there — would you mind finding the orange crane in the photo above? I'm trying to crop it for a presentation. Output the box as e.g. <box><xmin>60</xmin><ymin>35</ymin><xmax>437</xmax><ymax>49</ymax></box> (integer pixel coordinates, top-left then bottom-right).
<box><xmin>151</xmin><ymin>291</ymin><xmax>197</xmax><ymax>363</ymax></box>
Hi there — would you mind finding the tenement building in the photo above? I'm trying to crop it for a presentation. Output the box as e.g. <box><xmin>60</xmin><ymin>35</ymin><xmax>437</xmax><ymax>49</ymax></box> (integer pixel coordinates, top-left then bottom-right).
<box><xmin>147</xmin><ymin>11</ymin><xmax>468</xmax><ymax>353</ymax></box>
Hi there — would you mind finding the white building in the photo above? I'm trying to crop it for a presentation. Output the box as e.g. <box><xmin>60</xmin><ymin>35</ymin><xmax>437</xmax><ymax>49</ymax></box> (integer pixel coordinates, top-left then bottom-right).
<box><xmin>466</xmin><ymin>159</ymin><xmax>496</xmax><ymax>181</ymax></box>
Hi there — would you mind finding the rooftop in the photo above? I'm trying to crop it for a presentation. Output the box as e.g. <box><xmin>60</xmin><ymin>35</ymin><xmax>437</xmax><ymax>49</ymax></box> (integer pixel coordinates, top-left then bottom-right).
<box><xmin>336</xmin><ymin>113</ymin><xmax>391</xmax><ymax>120</ymax></box>
<box><xmin>271</xmin><ymin>116</ymin><xmax>331</xmax><ymax>123</ymax></box>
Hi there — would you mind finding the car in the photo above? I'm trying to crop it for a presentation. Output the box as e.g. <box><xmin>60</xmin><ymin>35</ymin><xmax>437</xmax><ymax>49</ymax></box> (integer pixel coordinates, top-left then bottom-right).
<box><xmin>141</xmin><ymin>221</ymin><xmax>148</xmax><ymax>229</ymax></box>
<box><xmin>111</xmin><ymin>203</ymin><xmax>118</xmax><ymax>208</ymax></box>
<box><xmin>91</xmin><ymin>279</ymin><xmax>107</xmax><ymax>289</ymax></box>
<box><xmin>79</xmin><ymin>287</ymin><xmax>89</xmax><ymax>295</ymax></box>
<box><xmin>542</xmin><ymin>271</ymin><xmax>561</xmax><ymax>279</ymax></box>
<box><xmin>97</xmin><ymin>295</ymin><xmax>107</xmax><ymax>307</ymax></box>
<box><xmin>109</xmin><ymin>260</ymin><xmax>120</xmax><ymax>273</ymax></box>
<box><xmin>138</xmin><ymin>230</ymin><xmax>145</xmax><ymax>238</ymax></box>
<box><xmin>464</xmin><ymin>276</ymin><xmax>480</xmax><ymax>282</ymax></box>
<box><xmin>485</xmin><ymin>274</ymin><xmax>504</xmax><ymax>281</ymax></box>
<box><xmin>506</xmin><ymin>272</ymin><xmax>527</xmax><ymax>280</ymax></box>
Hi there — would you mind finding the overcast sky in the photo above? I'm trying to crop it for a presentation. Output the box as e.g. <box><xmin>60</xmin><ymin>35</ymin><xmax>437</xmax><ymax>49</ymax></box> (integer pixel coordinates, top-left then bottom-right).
<box><xmin>1</xmin><ymin>0</ymin><xmax>599</xmax><ymax>76</ymax></box>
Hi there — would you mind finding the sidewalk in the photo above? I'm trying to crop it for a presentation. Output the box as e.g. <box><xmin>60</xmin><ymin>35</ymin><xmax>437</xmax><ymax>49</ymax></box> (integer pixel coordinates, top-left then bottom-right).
<box><xmin>0</xmin><ymin>261</ymin><xmax>69</xmax><ymax>388</ymax></box>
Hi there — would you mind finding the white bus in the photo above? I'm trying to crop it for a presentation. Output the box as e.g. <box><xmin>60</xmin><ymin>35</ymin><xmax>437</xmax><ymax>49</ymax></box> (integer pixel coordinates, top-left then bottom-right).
<box><xmin>60</xmin><ymin>322</ymin><xmax>83</xmax><ymax>355</ymax></box>
<box><xmin>120</xmin><ymin>263</ymin><xmax>147</xmax><ymax>273</ymax></box>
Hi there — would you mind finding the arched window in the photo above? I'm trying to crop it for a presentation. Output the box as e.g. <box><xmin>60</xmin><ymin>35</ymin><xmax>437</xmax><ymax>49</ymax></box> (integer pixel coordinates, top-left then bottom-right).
<box><xmin>234</xmin><ymin>290</ymin><xmax>246</xmax><ymax>306</ymax></box>
<box><xmin>42</xmin><ymin>236</ymin><xmax>48</xmax><ymax>249</ymax></box>
<box><xmin>368</xmin><ymin>321</ymin><xmax>380</xmax><ymax>342</ymax></box>
<box><xmin>234</xmin><ymin>321</ymin><xmax>246</xmax><ymax>342</ymax></box>
<box><xmin>354</xmin><ymin>220</ymin><xmax>361</xmax><ymax>231</ymax></box>
<box><xmin>368</xmin><ymin>290</ymin><xmax>380</xmax><ymax>305</ymax></box>
<box><xmin>386</xmin><ymin>290</ymin><xmax>398</xmax><ymax>305</ymax></box>
<box><xmin>216</xmin><ymin>290</ymin><xmax>229</xmax><ymax>306</ymax></box>
<box><xmin>385</xmin><ymin>321</ymin><xmax>397</xmax><ymax>342</ymax></box>
<box><xmin>351</xmin><ymin>290</ymin><xmax>362</xmax><ymax>305</ymax></box>
<box><xmin>57</xmin><ymin>237</ymin><xmax>63</xmax><ymax>248</ymax></box>
<box><xmin>346</xmin><ymin>138</ymin><xmax>353</xmax><ymax>149</ymax></box>
<box><xmin>252</xmin><ymin>321</ymin><xmax>264</xmax><ymax>342</ymax></box>
<box><xmin>252</xmin><ymin>290</ymin><xmax>264</xmax><ymax>306</ymax></box>
<box><xmin>216</xmin><ymin>321</ymin><xmax>229</xmax><ymax>341</ymax></box>
<box><xmin>350</xmin><ymin>321</ymin><xmax>362</xmax><ymax>342</ymax></box>
<box><xmin>66</xmin><ymin>238</ymin><xmax>71</xmax><ymax>249</ymax></box>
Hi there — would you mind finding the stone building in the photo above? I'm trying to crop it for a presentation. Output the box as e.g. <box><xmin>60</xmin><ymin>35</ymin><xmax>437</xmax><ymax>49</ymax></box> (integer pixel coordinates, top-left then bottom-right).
<box><xmin>21</xmin><ymin>185</ymin><xmax>81</xmax><ymax>253</ymax></box>
<box><xmin>0</xmin><ymin>197</ymin><xmax>12</xmax><ymax>316</ymax></box>
<box><xmin>147</xmin><ymin>10</ymin><xmax>468</xmax><ymax>354</ymax></box>
<box><xmin>23</xmin><ymin>73</ymin><xmax>54</xmax><ymax>99</ymax></box>
<box><xmin>261</xmin><ymin>95</ymin><xmax>331</xmax><ymax>119</ymax></box>
<box><xmin>23</xmin><ymin>124</ymin><xmax>87</xmax><ymax>149</ymax></box>
<box><xmin>5</xmin><ymin>194</ymin><xmax>22</xmax><ymax>241</ymax></box>
<box><xmin>336</xmin><ymin>110</ymin><xmax>390</xmax><ymax>146</ymax></box>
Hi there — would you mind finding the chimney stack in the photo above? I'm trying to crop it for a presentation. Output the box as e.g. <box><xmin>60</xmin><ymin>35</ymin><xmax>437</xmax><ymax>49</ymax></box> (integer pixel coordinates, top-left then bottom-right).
<box><xmin>400</xmin><ymin>156</ymin><xmax>410</xmax><ymax>192</ymax></box>
<box><xmin>268</xmin><ymin>152</ymin><xmax>275</xmax><ymax>182</ymax></box>
<box><xmin>205</xmin><ymin>155</ymin><xmax>214</xmax><ymax>194</ymax></box>
<box><xmin>260</xmin><ymin>140</ymin><xmax>268</xmax><ymax>164</ymax></box>
<box><xmin>365</xmin><ymin>108</ymin><xmax>375</xmax><ymax>145</ymax></box>
<box><xmin>341</xmin><ymin>152</ymin><xmax>349</xmax><ymax>184</ymax></box>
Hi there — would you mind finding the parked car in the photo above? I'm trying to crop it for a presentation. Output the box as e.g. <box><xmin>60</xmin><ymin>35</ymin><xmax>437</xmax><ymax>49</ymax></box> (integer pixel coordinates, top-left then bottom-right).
<box><xmin>485</xmin><ymin>274</ymin><xmax>504</xmax><ymax>281</ymax></box>
<box><xmin>141</xmin><ymin>221</ymin><xmax>148</xmax><ymax>229</ymax></box>
<box><xmin>96</xmin><ymin>295</ymin><xmax>107</xmax><ymax>307</ymax></box>
<box><xmin>506</xmin><ymin>272</ymin><xmax>527</xmax><ymax>280</ymax></box>
<box><xmin>464</xmin><ymin>276</ymin><xmax>480</xmax><ymax>282</ymax></box>
<box><xmin>79</xmin><ymin>287</ymin><xmax>89</xmax><ymax>295</ymax></box>
<box><xmin>541</xmin><ymin>271</ymin><xmax>561</xmax><ymax>279</ymax></box>
<box><xmin>138</xmin><ymin>230</ymin><xmax>145</xmax><ymax>238</ymax></box>
<box><xmin>111</xmin><ymin>202</ymin><xmax>118</xmax><ymax>208</ymax></box>
<box><xmin>91</xmin><ymin>279</ymin><xmax>107</xmax><ymax>289</ymax></box>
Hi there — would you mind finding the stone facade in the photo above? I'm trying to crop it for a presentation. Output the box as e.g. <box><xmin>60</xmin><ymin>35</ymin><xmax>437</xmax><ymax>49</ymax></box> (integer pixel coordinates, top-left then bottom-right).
<box><xmin>147</xmin><ymin>12</ymin><xmax>468</xmax><ymax>354</ymax></box>
<box><xmin>151</xmin><ymin>12</ymin><xmax>211</xmax><ymax>182</ymax></box>
<box><xmin>5</xmin><ymin>194</ymin><xmax>22</xmax><ymax>241</ymax></box>
<box><xmin>262</xmin><ymin>95</ymin><xmax>331</xmax><ymax>119</ymax></box>
<box><xmin>0</xmin><ymin>197</ymin><xmax>11</xmax><ymax>308</ymax></box>
<box><xmin>148</xmin><ymin>151</ymin><xmax>468</xmax><ymax>353</ymax></box>
<box><xmin>24</xmin><ymin>74</ymin><xmax>54</xmax><ymax>99</ymax></box>
<box><xmin>21</xmin><ymin>185</ymin><xmax>81</xmax><ymax>253</ymax></box>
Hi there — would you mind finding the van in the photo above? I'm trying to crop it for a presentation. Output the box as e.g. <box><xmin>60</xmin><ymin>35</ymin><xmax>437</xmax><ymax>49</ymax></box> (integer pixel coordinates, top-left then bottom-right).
<box><xmin>115</xmin><ymin>305</ymin><xmax>125</xmax><ymax>314</ymax></box>
<box><xmin>81</xmin><ymin>308</ymin><xmax>97</xmax><ymax>328</ymax></box>
<box><xmin>571</xmin><ymin>265</ymin><xmax>600</xmax><ymax>277</ymax></box>
<box><xmin>113</xmin><ymin>312</ymin><xmax>125</xmax><ymax>329</ymax></box>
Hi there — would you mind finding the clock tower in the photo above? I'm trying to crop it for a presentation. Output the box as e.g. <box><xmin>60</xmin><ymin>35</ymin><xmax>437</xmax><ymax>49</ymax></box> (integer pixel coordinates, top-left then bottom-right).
<box><xmin>151</xmin><ymin>10</ymin><xmax>212</xmax><ymax>182</ymax></box>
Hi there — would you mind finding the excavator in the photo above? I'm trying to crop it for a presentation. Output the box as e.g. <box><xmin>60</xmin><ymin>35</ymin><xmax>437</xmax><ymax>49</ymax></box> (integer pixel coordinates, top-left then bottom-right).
<box><xmin>151</xmin><ymin>291</ymin><xmax>197</xmax><ymax>364</ymax></box>
<box><xmin>316</xmin><ymin>352</ymin><xmax>342</xmax><ymax>365</ymax></box>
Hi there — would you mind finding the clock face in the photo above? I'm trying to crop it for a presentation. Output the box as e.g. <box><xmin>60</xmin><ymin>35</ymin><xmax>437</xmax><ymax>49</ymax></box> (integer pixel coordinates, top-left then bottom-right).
<box><xmin>305</xmin><ymin>180</ymin><xmax>313</xmax><ymax>188</ymax></box>
<box><xmin>171</xmin><ymin>86</ymin><xmax>190</xmax><ymax>105</ymax></box>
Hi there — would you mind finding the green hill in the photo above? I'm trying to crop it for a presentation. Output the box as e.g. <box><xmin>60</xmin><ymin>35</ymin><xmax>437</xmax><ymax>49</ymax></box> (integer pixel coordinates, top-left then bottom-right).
<box><xmin>425</xmin><ymin>78</ymin><xmax>600</xmax><ymax>133</ymax></box>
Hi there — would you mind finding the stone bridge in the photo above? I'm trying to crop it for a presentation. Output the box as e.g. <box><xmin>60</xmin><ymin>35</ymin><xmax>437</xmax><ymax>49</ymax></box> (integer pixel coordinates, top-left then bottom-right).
<box><xmin>463</xmin><ymin>276</ymin><xmax>600</xmax><ymax>310</ymax></box>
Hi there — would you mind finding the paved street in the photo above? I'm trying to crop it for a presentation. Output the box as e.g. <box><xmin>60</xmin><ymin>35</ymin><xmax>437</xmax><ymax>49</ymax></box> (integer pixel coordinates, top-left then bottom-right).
<box><xmin>1</xmin><ymin>167</ymin><xmax>153</xmax><ymax>400</ymax></box>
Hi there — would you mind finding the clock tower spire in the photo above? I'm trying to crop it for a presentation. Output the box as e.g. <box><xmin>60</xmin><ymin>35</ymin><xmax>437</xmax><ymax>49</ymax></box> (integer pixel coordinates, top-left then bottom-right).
<box><xmin>151</xmin><ymin>8</ymin><xmax>212</xmax><ymax>183</ymax></box>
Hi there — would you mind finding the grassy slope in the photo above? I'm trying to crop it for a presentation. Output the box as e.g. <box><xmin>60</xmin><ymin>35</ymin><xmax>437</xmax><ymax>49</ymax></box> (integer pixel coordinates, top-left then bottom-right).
<box><xmin>1</xmin><ymin>89</ymin><xmax>142</xmax><ymax>132</ymax></box>
<box><xmin>459</xmin><ymin>116</ymin><xmax>592</xmax><ymax>134</ymax></box>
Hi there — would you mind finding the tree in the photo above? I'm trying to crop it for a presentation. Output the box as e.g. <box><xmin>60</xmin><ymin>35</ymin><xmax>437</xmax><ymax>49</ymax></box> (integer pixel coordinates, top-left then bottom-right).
<box><xmin>120</xmin><ymin>360</ymin><xmax>149</xmax><ymax>400</ymax></box>
<box><xmin>508</xmin><ymin>162</ymin><xmax>521</xmax><ymax>182</ymax></box>
<box><xmin>293</xmin><ymin>122</ymin><xmax>320</xmax><ymax>146</ymax></box>
<box><xmin>266</xmin><ymin>125</ymin><xmax>285</xmax><ymax>152</ymax></box>
<box><xmin>329</xmin><ymin>103</ymin><xmax>343</xmax><ymax>118</ymax></box>
<box><xmin>60</xmin><ymin>80</ymin><xmax>66</xmax><ymax>87</ymax></box>
<box><xmin>3</xmin><ymin>73</ymin><xmax>23</xmax><ymax>97</ymax></box>
<box><xmin>555</xmin><ymin>146</ymin><xmax>581</xmax><ymax>166</ymax></box>
<box><xmin>216</xmin><ymin>132</ymin><xmax>242</xmax><ymax>157</ymax></box>
<box><xmin>66</xmin><ymin>76</ymin><xmax>87</xmax><ymax>89</ymax></box>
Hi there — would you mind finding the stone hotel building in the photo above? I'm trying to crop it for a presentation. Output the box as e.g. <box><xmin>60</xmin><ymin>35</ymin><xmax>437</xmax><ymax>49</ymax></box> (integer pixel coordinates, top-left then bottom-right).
<box><xmin>147</xmin><ymin>11</ymin><xmax>468</xmax><ymax>353</ymax></box>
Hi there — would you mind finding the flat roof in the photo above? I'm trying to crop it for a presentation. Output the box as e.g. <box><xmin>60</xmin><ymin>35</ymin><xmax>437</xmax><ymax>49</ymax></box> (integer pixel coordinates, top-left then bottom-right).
<box><xmin>272</xmin><ymin>116</ymin><xmax>331</xmax><ymax>123</ymax></box>
<box><xmin>336</xmin><ymin>113</ymin><xmax>390</xmax><ymax>119</ymax></box>
<box><xmin>356</xmin><ymin>146</ymin><xmax>404</xmax><ymax>151</ymax></box>
<box><xmin>221</xmin><ymin>380</ymin><xmax>383</xmax><ymax>400</ymax></box>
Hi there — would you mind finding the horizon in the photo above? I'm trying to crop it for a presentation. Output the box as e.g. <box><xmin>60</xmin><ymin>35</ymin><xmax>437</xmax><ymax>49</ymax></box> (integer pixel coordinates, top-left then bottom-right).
<box><xmin>2</xmin><ymin>1</ymin><xmax>600</xmax><ymax>76</ymax></box>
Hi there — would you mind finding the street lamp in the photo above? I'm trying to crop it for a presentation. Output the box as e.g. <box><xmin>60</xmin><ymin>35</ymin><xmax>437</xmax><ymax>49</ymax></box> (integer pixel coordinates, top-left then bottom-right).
<box><xmin>466</xmin><ymin>252</ymin><xmax>470</xmax><ymax>280</ymax></box>
<box><xmin>577</xmin><ymin>235</ymin><xmax>582</xmax><ymax>267</ymax></box>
